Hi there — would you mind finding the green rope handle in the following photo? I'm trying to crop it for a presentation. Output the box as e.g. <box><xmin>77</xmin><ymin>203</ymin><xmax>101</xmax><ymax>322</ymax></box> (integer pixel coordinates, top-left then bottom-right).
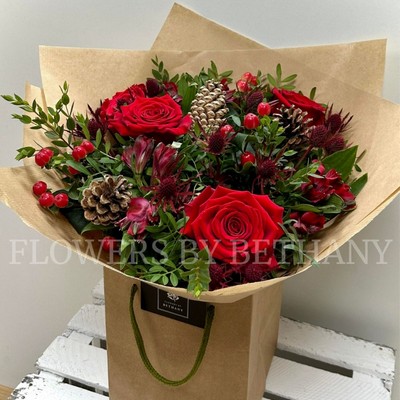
<box><xmin>129</xmin><ymin>284</ymin><xmax>215</xmax><ymax>386</ymax></box>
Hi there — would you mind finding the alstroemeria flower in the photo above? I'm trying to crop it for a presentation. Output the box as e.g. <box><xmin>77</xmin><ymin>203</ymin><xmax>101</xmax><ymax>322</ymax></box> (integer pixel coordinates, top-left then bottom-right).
<box><xmin>118</xmin><ymin>198</ymin><xmax>155</xmax><ymax>236</ymax></box>
<box><xmin>122</xmin><ymin>136</ymin><xmax>154</xmax><ymax>174</ymax></box>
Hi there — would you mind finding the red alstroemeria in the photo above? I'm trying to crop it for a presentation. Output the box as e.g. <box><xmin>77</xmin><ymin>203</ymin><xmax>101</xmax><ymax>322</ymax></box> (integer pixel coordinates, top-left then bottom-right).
<box><xmin>118</xmin><ymin>198</ymin><xmax>155</xmax><ymax>237</ymax></box>
<box><xmin>152</xmin><ymin>142</ymin><xmax>180</xmax><ymax>181</ymax></box>
<box><xmin>122</xmin><ymin>136</ymin><xmax>155</xmax><ymax>174</ymax></box>
<box><xmin>291</xmin><ymin>211</ymin><xmax>326</xmax><ymax>235</ymax></box>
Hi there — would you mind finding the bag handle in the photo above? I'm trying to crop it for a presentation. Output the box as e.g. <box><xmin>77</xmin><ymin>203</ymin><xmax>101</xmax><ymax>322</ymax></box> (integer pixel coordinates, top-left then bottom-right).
<box><xmin>129</xmin><ymin>284</ymin><xmax>215</xmax><ymax>386</ymax></box>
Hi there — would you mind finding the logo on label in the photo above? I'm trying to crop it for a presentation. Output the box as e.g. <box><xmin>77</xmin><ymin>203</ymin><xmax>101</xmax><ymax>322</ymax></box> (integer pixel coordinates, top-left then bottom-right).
<box><xmin>167</xmin><ymin>292</ymin><xmax>180</xmax><ymax>302</ymax></box>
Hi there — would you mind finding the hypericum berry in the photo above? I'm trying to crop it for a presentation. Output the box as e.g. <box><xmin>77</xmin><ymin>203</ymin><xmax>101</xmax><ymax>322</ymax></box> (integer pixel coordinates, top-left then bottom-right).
<box><xmin>236</xmin><ymin>79</ymin><xmax>250</xmax><ymax>93</ymax></box>
<box><xmin>67</xmin><ymin>165</ymin><xmax>80</xmax><ymax>175</ymax></box>
<box><xmin>81</xmin><ymin>140</ymin><xmax>95</xmax><ymax>154</ymax></box>
<box><xmin>220</xmin><ymin>124</ymin><xmax>234</xmax><ymax>135</ymax></box>
<box><xmin>72</xmin><ymin>145</ymin><xmax>87</xmax><ymax>161</ymax></box>
<box><xmin>241</xmin><ymin>72</ymin><xmax>258</xmax><ymax>86</ymax></box>
<box><xmin>32</xmin><ymin>181</ymin><xmax>47</xmax><ymax>196</ymax></box>
<box><xmin>257</xmin><ymin>102</ymin><xmax>272</xmax><ymax>116</ymax></box>
<box><xmin>101</xmin><ymin>236</ymin><xmax>119</xmax><ymax>252</ymax></box>
<box><xmin>38</xmin><ymin>192</ymin><xmax>54</xmax><ymax>208</ymax></box>
<box><xmin>54</xmin><ymin>193</ymin><xmax>69</xmax><ymax>208</ymax></box>
<box><xmin>240</xmin><ymin>151</ymin><xmax>256</xmax><ymax>166</ymax></box>
<box><xmin>34</xmin><ymin>148</ymin><xmax>54</xmax><ymax>167</ymax></box>
<box><xmin>243</xmin><ymin>113</ymin><xmax>260</xmax><ymax>130</ymax></box>
<box><xmin>41</xmin><ymin>148</ymin><xmax>54</xmax><ymax>158</ymax></box>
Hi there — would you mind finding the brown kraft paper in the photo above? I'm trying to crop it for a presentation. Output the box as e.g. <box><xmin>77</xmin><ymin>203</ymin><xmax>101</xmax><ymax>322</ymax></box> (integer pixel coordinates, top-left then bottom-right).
<box><xmin>104</xmin><ymin>267</ymin><xmax>282</xmax><ymax>400</ymax></box>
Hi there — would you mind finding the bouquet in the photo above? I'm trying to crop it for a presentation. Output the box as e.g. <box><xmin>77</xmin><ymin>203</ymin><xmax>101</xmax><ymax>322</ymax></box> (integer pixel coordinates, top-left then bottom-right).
<box><xmin>1</xmin><ymin>5</ymin><xmax>399</xmax><ymax>400</ymax></box>
<box><xmin>3</xmin><ymin>59</ymin><xmax>366</xmax><ymax>297</ymax></box>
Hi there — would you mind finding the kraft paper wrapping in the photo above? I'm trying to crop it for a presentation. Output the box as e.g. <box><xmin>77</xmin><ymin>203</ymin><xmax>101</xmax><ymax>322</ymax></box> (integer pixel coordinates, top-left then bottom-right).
<box><xmin>0</xmin><ymin>4</ymin><xmax>398</xmax><ymax>303</ymax></box>
<box><xmin>153</xmin><ymin>4</ymin><xmax>386</xmax><ymax>97</ymax></box>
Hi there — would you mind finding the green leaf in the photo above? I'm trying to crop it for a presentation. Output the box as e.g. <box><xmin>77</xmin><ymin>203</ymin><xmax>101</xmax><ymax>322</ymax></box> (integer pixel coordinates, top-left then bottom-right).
<box><xmin>62</xmin><ymin>93</ymin><xmax>70</xmax><ymax>105</ymax></box>
<box><xmin>66</xmin><ymin>117</ymin><xmax>75</xmax><ymax>130</ymax></box>
<box><xmin>309</xmin><ymin>87</ymin><xmax>317</xmax><ymax>100</ymax></box>
<box><xmin>276</xmin><ymin>64</ymin><xmax>282</xmax><ymax>80</ymax></box>
<box><xmin>290</xmin><ymin>204</ymin><xmax>321</xmax><ymax>213</ymax></box>
<box><xmin>267</xmin><ymin>73</ymin><xmax>277</xmax><ymax>87</ymax></box>
<box><xmin>45</xmin><ymin>131</ymin><xmax>59</xmax><ymax>140</ymax></box>
<box><xmin>15</xmin><ymin>146</ymin><xmax>35</xmax><ymax>160</ymax></box>
<box><xmin>51</xmin><ymin>140</ymin><xmax>68</xmax><ymax>147</ymax></box>
<box><xmin>81</xmin><ymin>222</ymin><xmax>111</xmax><ymax>234</ymax></box>
<box><xmin>230</xmin><ymin>115</ymin><xmax>241</xmax><ymax>127</ymax></box>
<box><xmin>323</xmin><ymin>146</ymin><xmax>358</xmax><ymax>181</ymax></box>
<box><xmin>95</xmin><ymin>130</ymin><xmax>102</xmax><ymax>148</ymax></box>
<box><xmin>59</xmin><ymin>207</ymin><xmax>89</xmax><ymax>234</ymax></box>
<box><xmin>350</xmin><ymin>173</ymin><xmax>368</xmax><ymax>196</ymax></box>
<box><xmin>66</xmin><ymin>160</ymin><xmax>90</xmax><ymax>175</ymax></box>
<box><xmin>281</xmin><ymin>74</ymin><xmax>297</xmax><ymax>83</ymax></box>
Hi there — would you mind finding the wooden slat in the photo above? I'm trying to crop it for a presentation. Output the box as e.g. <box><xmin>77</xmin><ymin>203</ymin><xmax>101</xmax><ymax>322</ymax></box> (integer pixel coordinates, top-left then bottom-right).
<box><xmin>92</xmin><ymin>280</ymin><xmax>105</xmax><ymax>305</ymax></box>
<box><xmin>36</xmin><ymin>336</ymin><xmax>108</xmax><ymax>392</ymax></box>
<box><xmin>278</xmin><ymin>317</ymin><xmax>395</xmax><ymax>380</ymax></box>
<box><xmin>0</xmin><ymin>385</ymin><xmax>12</xmax><ymax>400</ymax></box>
<box><xmin>11</xmin><ymin>374</ymin><xmax>107</xmax><ymax>400</ymax></box>
<box><xmin>265</xmin><ymin>356</ymin><xmax>391</xmax><ymax>400</ymax></box>
<box><xmin>68</xmin><ymin>305</ymin><xmax>106</xmax><ymax>340</ymax></box>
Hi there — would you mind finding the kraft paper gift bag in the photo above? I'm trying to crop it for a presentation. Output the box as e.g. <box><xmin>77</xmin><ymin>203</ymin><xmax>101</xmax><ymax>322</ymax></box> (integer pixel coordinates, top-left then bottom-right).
<box><xmin>0</xmin><ymin>7</ymin><xmax>398</xmax><ymax>400</ymax></box>
<box><xmin>104</xmin><ymin>267</ymin><xmax>282</xmax><ymax>400</ymax></box>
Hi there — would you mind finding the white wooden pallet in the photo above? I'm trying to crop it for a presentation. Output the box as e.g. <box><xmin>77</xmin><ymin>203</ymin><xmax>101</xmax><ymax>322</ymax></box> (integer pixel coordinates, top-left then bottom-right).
<box><xmin>10</xmin><ymin>279</ymin><xmax>396</xmax><ymax>400</ymax></box>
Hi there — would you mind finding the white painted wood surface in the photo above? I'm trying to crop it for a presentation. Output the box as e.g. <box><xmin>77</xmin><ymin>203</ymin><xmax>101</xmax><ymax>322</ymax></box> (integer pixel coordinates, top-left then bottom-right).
<box><xmin>10</xmin><ymin>374</ymin><xmax>108</xmax><ymax>400</ymax></box>
<box><xmin>10</xmin><ymin>280</ymin><xmax>396</xmax><ymax>400</ymax></box>
<box><xmin>36</xmin><ymin>336</ymin><xmax>108</xmax><ymax>392</ymax></box>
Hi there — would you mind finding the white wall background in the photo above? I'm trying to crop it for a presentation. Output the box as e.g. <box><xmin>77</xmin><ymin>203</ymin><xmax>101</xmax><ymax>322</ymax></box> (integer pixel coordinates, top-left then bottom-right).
<box><xmin>0</xmin><ymin>0</ymin><xmax>399</xmax><ymax>396</ymax></box>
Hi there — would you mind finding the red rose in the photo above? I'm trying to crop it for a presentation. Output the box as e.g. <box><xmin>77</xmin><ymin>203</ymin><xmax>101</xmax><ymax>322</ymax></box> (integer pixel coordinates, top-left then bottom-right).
<box><xmin>182</xmin><ymin>186</ymin><xmax>284</xmax><ymax>265</ymax></box>
<box><xmin>100</xmin><ymin>84</ymin><xmax>146</xmax><ymax>127</ymax></box>
<box><xmin>109</xmin><ymin>94</ymin><xmax>192</xmax><ymax>141</ymax></box>
<box><xmin>272</xmin><ymin>88</ymin><xmax>326</xmax><ymax>125</ymax></box>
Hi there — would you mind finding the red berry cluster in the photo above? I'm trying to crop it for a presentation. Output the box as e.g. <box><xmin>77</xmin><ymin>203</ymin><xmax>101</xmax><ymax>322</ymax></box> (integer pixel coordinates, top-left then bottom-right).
<box><xmin>34</xmin><ymin>148</ymin><xmax>54</xmax><ymax>167</ymax></box>
<box><xmin>72</xmin><ymin>140</ymin><xmax>95</xmax><ymax>161</ymax></box>
<box><xmin>236</xmin><ymin>72</ymin><xmax>258</xmax><ymax>93</ymax></box>
<box><xmin>32</xmin><ymin>181</ymin><xmax>69</xmax><ymax>208</ymax></box>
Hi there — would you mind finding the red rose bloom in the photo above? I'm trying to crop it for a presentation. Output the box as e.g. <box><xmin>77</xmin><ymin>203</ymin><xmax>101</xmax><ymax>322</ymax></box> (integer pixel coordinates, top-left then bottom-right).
<box><xmin>109</xmin><ymin>94</ymin><xmax>192</xmax><ymax>141</ymax></box>
<box><xmin>272</xmin><ymin>88</ymin><xmax>326</xmax><ymax>125</ymax></box>
<box><xmin>182</xmin><ymin>186</ymin><xmax>284</xmax><ymax>265</ymax></box>
<box><xmin>100</xmin><ymin>84</ymin><xmax>146</xmax><ymax>128</ymax></box>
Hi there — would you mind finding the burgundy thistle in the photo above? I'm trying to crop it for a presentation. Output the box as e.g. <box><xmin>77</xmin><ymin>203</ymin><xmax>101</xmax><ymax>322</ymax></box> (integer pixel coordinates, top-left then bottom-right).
<box><xmin>122</xmin><ymin>136</ymin><xmax>155</xmax><ymax>174</ymax></box>
<box><xmin>206</xmin><ymin>125</ymin><xmax>236</xmax><ymax>155</ymax></box>
<box><xmin>118</xmin><ymin>198</ymin><xmax>156</xmax><ymax>237</ymax></box>
<box><xmin>254</xmin><ymin>155</ymin><xmax>279</xmax><ymax>192</ymax></box>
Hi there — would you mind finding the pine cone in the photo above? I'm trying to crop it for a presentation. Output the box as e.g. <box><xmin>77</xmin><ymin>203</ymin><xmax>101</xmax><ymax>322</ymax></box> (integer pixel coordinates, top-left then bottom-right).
<box><xmin>273</xmin><ymin>105</ymin><xmax>313</xmax><ymax>139</ymax></box>
<box><xmin>189</xmin><ymin>80</ymin><xmax>229</xmax><ymax>134</ymax></box>
<box><xmin>81</xmin><ymin>175</ymin><xmax>132</xmax><ymax>225</ymax></box>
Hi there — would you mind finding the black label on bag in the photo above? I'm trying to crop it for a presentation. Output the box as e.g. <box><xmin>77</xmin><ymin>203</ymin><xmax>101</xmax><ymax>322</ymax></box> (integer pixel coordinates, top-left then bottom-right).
<box><xmin>140</xmin><ymin>282</ymin><xmax>207</xmax><ymax>328</ymax></box>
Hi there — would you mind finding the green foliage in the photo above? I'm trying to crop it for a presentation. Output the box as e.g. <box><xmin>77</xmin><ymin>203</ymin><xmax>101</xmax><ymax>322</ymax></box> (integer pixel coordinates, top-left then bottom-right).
<box><xmin>3</xmin><ymin>58</ymin><xmax>367</xmax><ymax>297</ymax></box>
